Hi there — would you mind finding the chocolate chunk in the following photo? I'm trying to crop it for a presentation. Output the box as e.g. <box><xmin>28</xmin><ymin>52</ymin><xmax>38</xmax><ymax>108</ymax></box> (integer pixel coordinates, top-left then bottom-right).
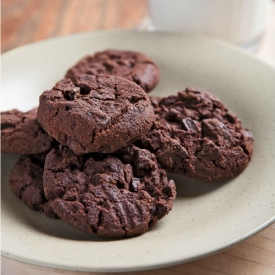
<box><xmin>182</xmin><ymin>118</ymin><xmax>199</xmax><ymax>131</ymax></box>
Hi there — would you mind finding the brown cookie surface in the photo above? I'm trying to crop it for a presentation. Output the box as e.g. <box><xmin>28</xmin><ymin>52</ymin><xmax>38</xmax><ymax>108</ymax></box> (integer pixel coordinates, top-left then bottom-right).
<box><xmin>9</xmin><ymin>152</ymin><xmax>57</xmax><ymax>218</ymax></box>
<box><xmin>138</xmin><ymin>88</ymin><xmax>254</xmax><ymax>182</ymax></box>
<box><xmin>65</xmin><ymin>49</ymin><xmax>159</xmax><ymax>93</ymax></box>
<box><xmin>37</xmin><ymin>75</ymin><xmax>154</xmax><ymax>155</ymax></box>
<box><xmin>43</xmin><ymin>145</ymin><xmax>176</xmax><ymax>237</ymax></box>
<box><xmin>1</xmin><ymin>108</ymin><xmax>54</xmax><ymax>154</ymax></box>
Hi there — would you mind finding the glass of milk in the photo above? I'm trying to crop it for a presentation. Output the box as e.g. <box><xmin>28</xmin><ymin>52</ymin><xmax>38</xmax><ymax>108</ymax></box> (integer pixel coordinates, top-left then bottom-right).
<box><xmin>147</xmin><ymin>0</ymin><xmax>271</xmax><ymax>47</ymax></box>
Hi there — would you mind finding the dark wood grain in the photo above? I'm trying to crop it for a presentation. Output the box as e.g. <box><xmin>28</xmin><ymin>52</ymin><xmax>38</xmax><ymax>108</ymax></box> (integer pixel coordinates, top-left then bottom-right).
<box><xmin>1</xmin><ymin>0</ymin><xmax>148</xmax><ymax>52</ymax></box>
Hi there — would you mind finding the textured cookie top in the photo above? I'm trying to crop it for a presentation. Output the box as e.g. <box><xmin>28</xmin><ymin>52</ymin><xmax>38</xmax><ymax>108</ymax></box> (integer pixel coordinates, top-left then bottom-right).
<box><xmin>1</xmin><ymin>108</ymin><xmax>54</xmax><ymax>154</ymax></box>
<box><xmin>9</xmin><ymin>152</ymin><xmax>57</xmax><ymax>218</ymax></box>
<box><xmin>65</xmin><ymin>49</ymin><xmax>160</xmax><ymax>93</ymax></box>
<box><xmin>37</xmin><ymin>75</ymin><xmax>154</xmax><ymax>154</ymax></box>
<box><xmin>43</xmin><ymin>145</ymin><xmax>176</xmax><ymax>237</ymax></box>
<box><xmin>138</xmin><ymin>88</ymin><xmax>254</xmax><ymax>182</ymax></box>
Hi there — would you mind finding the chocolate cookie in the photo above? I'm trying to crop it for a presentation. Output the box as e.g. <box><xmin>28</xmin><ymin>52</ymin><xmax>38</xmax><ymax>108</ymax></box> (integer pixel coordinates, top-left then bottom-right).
<box><xmin>65</xmin><ymin>49</ymin><xmax>159</xmax><ymax>93</ymax></box>
<box><xmin>1</xmin><ymin>108</ymin><xmax>55</xmax><ymax>154</ymax></box>
<box><xmin>9</xmin><ymin>152</ymin><xmax>57</xmax><ymax>218</ymax></box>
<box><xmin>138</xmin><ymin>88</ymin><xmax>254</xmax><ymax>182</ymax></box>
<box><xmin>43</xmin><ymin>145</ymin><xmax>176</xmax><ymax>237</ymax></box>
<box><xmin>38</xmin><ymin>75</ymin><xmax>154</xmax><ymax>155</ymax></box>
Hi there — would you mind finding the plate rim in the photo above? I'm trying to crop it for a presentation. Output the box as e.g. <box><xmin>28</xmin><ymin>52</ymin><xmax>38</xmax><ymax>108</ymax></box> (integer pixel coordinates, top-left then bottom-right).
<box><xmin>2</xmin><ymin>29</ymin><xmax>275</xmax><ymax>72</ymax></box>
<box><xmin>2</xmin><ymin>216</ymin><xmax>275</xmax><ymax>273</ymax></box>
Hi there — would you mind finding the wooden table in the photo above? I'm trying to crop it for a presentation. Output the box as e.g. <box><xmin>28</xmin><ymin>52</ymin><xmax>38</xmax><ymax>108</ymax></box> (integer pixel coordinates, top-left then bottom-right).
<box><xmin>1</xmin><ymin>1</ymin><xmax>275</xmax><ymax>275</ymax></box>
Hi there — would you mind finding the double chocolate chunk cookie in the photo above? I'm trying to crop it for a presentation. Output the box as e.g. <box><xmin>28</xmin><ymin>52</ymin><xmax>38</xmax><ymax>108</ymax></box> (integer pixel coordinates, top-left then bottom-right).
<box><xmin>138</xmin><ymin>88</ymin><xmax>254</xmax><ymax>182</ymax></box>
<box><xmin>9</xmin><ymin>152</ymin><xmax>57</xmax><ymax>218</ymax></box>
<box><xmin>43</xmin><ymin>145</ymin><xmax>176</xmax><ymax>237</ymax></box>
<box><xmin>1</xmin><ymin>108</ymin><xmax>54</xmax><ymax>154</ymax></box>
<box><xmin>38</xmin><ymin>75</ymin><xmax>154</xmax><ymax>155</ymax></box>
<box><xmin>65</xmin><ymin>49</ymin><xmax>159</xmax><ymax>93</ymax></box>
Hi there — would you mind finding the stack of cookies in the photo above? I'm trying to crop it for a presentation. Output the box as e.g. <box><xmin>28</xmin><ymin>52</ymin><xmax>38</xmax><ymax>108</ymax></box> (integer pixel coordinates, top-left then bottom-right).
<box><xmin>1</xmin><ymin>50</ymin><xmax>254</xmax><ymax>237</ymax></box>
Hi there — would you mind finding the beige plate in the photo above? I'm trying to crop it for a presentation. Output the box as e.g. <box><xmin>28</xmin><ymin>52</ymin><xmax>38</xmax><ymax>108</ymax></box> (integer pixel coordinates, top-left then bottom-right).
<box><xmin>1</xmin><ymin>30</ymin><xmax>275</xmax><ymax>273</ymax></box>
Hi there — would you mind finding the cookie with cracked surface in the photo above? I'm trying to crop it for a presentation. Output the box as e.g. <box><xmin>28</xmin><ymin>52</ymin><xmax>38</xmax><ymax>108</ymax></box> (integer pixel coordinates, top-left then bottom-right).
<box><xmin>43</xmin><ymin>145</ymin><xmax>176</xmax><ymax>237</ymax></box>
<box><xmin>37</xmin><ymin>75</ymin><xmax>154</xmax><ymax>155</ymax></box>
<box><xmin>9</xmin><ymin>152</ymin><xmax>58</xmax><ymax>218</ymax></box>
<box><xmin>137</xmin><ymin>88</ymin><xmax>254</xmax><ymax>182</ymax></box>
<box><xmin>1</xmin><ymin>108</ymin><xmax>55</xmax><ymax>154</ymax></box>
<box><xmin>65</xmin><ymin>49</ymin><xmax>159</xmax><ymax>93</ymax></box>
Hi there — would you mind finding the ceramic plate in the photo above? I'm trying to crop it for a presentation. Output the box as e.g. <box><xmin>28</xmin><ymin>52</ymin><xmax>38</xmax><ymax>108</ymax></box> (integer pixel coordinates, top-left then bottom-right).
<box><xmin>1</xmin><ymin>30</ymin><xmax>275</xmax><ymax>273</ymax></box>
